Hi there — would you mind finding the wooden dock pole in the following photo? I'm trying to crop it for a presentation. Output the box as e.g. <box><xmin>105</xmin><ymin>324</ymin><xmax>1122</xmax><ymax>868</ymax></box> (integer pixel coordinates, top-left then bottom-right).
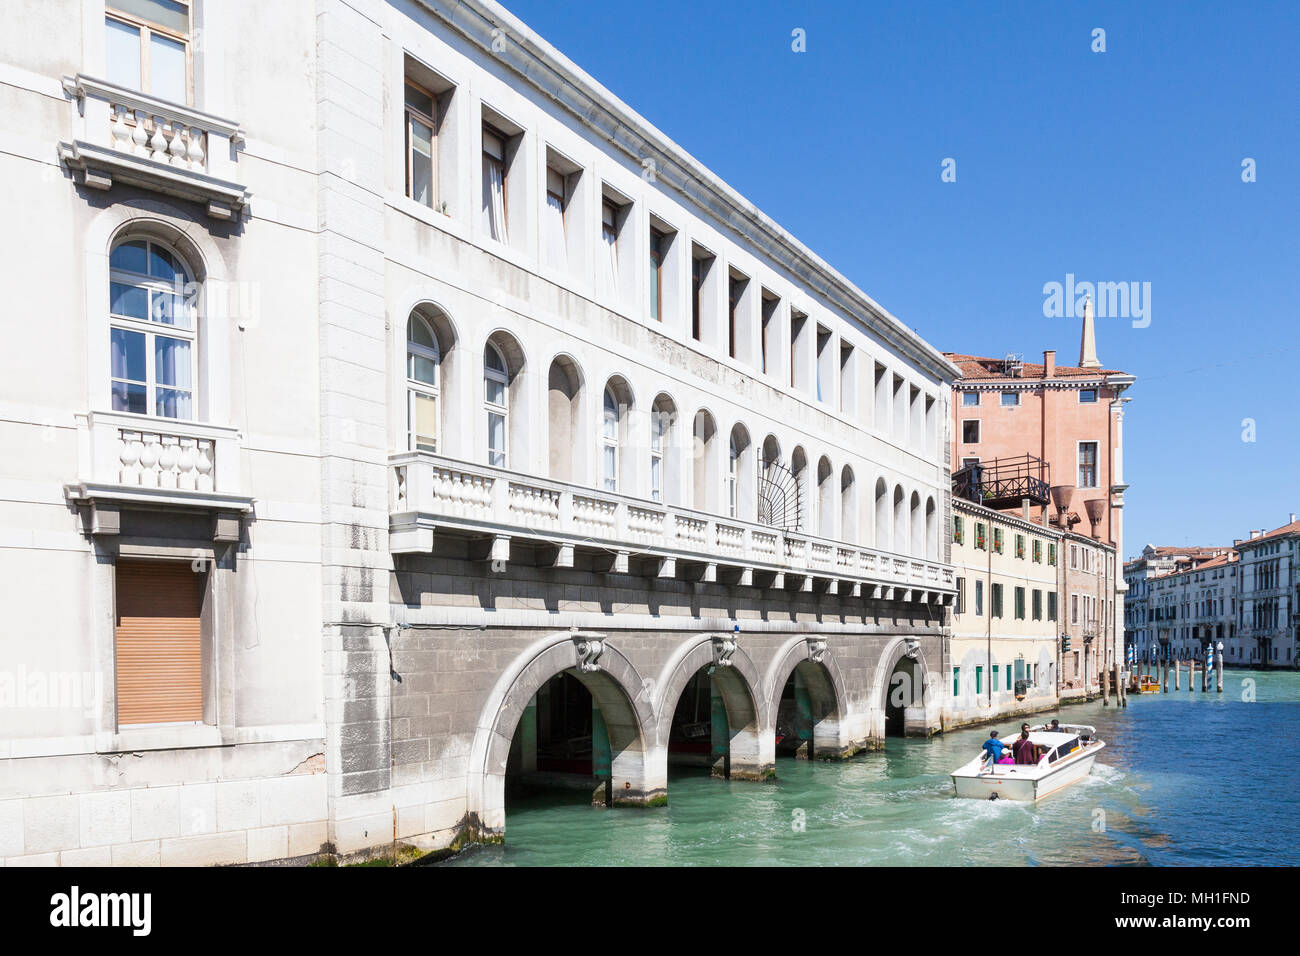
<box><xmin>1102</xmin><ymin>665</ymin><xmax>1110</xmax><ymax>706</ymax></box>
<box><xmin>1200</xmin><ymin>654</ymin><xmax>1208</xmax><ymax>692</ymax></box>
<box><xmin>1216</xmin><ymin>643</ymin><xmax>1224</xmax><ymax>694</ymax></box>
<box><xmin>1162</xmin><ymin>654</ymin><xmax>1169</xmax><ymax>693</ymax></box>
<box><xmin>1174</xmin><ymin>658</ymin><xmax>1180</xmax><ymax>690</ymax></box>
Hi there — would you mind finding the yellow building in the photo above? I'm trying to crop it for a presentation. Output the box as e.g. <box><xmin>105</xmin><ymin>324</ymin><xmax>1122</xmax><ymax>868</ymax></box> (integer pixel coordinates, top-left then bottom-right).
<box><xmin>945</xmin><ymin>497</ymin><xmax>1063</xmax><ymax>728</ymax></box>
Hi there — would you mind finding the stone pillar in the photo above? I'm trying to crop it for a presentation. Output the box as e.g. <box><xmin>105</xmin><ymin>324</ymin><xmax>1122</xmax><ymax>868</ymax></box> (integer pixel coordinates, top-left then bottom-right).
<box><xmin>710</xmin><ymin>681</ymin><xmax>729</xmax><ymax>779</ymax></box>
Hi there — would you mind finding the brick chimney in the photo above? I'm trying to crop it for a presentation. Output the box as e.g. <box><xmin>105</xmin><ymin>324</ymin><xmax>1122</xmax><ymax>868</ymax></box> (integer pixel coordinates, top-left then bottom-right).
<box><xmin>1043</xmin><ymin>350</ymin><xmax>1056</xmax><ymax>378</ymax></box>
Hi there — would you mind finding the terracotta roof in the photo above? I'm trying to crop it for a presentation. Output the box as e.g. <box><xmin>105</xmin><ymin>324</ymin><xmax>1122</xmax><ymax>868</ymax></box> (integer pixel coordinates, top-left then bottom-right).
<box><xmin>1124</xmin><ymin>545</ymin><xmax>1230</xmax><ymax>569</ymax></box>
<box><xmin>1240</xmin><ymin>519</ymin><xmax>1300</xmax><ymax>546</ymax></box>
<box><xmin>944</xmin><ymin>353</ymin><xmax>1126</xmax><ymax>382</ymax></box>
<box><xmin>1153</xmin><ymin>551</ymin><xmax>1238</xmax><ymax>580</ymax></box>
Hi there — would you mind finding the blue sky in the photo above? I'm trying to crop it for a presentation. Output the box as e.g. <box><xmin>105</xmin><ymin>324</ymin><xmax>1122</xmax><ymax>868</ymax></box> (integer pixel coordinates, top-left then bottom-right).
<box><xmin>502</xmin><ymin>0</ymin><xmax>1300</xmax><ymax>557</ymax></box>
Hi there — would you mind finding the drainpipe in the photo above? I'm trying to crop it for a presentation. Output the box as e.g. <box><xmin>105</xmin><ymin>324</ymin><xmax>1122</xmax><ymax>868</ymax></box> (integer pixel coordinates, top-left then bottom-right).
<box><xmin>987</xmin><ymin>518</ymin><xmax>993</xmax><ymax>708</ymax></box>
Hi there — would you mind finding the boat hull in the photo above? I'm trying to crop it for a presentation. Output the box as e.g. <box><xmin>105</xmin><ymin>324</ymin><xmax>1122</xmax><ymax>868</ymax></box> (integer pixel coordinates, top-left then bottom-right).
<box><xmin>951</xmin><ymin>744</ymin><xmax>1104</xmax><ymax>801</ymax></box>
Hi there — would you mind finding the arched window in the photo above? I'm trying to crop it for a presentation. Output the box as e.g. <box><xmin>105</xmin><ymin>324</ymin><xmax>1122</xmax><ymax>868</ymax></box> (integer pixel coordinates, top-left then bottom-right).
<box><xmin>109</xmin><ymin>236</ymin><xmax>196</xmax><ymax>419</ymax></box>
<box><xmin>728</xmin><ymin>432</ymin><xmax>740</xmax><ymax>517</ymax></box>
<box><xmin>406</xmin><ymin>315</ymin><xmax>440</xmax><ymax>452</ymax></box>
<box><xmin>601</xmin><ymin>386</ymin><xmax>620</xmax><ymax>491</ymax></box>
<box><xmin>484</xmin><ymin>342</ymin><xmax>509</xmax><ymax>467</ymax></box>
<box><xmin>650</xmin><ymin>400</ymin><xmax>672</xmax><ymax>502</ymax></box>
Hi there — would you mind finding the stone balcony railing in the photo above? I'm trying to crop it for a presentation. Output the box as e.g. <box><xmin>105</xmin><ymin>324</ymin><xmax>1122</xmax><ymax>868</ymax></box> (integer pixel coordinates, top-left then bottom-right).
<box><xmin>390</xmin><ymin>452</ymin><xmax>955</xmax><ymax>603</ymax></box>
<box><xmin>58</xmin><ymin>74</ymin><xmax>249</xmax><ymax>220</ymax></box>
<box><xmin>64</xmin><ymin>411</ymin><xmax>250</xmax><ymax>540</ymax></box>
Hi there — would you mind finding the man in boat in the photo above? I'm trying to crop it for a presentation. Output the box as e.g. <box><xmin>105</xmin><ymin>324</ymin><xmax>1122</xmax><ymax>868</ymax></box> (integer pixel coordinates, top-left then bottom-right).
<box><xmin>980</xmin><ymin>730</ymin><xmax>1006</xmax><ymax>768</ymax></box>
<box><xmin>1048</xmin><ymin>719</ymin><xmax>1062</xmax><ymax>733</ymax></box>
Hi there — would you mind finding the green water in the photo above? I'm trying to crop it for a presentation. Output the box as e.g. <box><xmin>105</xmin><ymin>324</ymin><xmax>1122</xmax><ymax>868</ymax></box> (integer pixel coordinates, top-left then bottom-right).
<box><xmin>443</xmin><ymin>669</ymin><xmax>1300</xmax><ymax>866</ymax></box>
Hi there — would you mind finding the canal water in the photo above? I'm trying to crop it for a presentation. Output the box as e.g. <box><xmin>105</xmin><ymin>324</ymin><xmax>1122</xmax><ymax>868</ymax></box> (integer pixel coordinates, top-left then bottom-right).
<box><xmin>443</xmin><ymin>669</ymin><xmax>1300</xmax><ymax>866</ymax></box>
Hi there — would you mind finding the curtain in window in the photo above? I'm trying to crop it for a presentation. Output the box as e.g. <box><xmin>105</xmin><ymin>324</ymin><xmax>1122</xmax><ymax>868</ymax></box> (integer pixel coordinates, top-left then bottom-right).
<box><xmin>545</xmin><ymin>168</ymin><xmax>567</xmax><ymax>269</ymax></box>
<box><xmin>482</xmin><ymin>130</ymin><xmax>507</xmax><ymax>242</ymax></box>
<box><xmin>601</xmin><ymin>202</ymin><xmax>618</xmax><ymax>294</ymax></box>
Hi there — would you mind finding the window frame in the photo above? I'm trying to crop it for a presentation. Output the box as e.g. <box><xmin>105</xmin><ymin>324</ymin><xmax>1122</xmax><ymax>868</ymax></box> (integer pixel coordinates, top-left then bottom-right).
<box><xmin>484</xmin><ymin>342</ymin><xmax>509</xmax><ymax>467</ymax></box>
<box><xmin>649</xmin><ymin>227</ymin><xmax>665</xmax><ymax>321</ymax></box>
<box><xmin>1000</xmin><ymin>390</ymin><xmax>1021</xmax><ymax>407</ymax></box>
<box><xmin>108</xmin><ymin>235</ymin><xmax>198</xmax><ymax>421</ymax></box>
<box><xmin>601</xmin><ymin>386</ymin><xmax>620</xmax><ymax>492</ymax></box>
<box><xmin>404</xmin><ymin>79</ymin><xmax>438</xmax><ymax>209</ymax></box>
<box><xmin>405</xmin><ymin>315</ymin><xmax>441</xmax><ymax>453</ymax></box>
<box><xmin>962</xmin><ymin>419</ymin><xmax>980</xmax><ymax>444</ymax></box>
<box><xmin>962</xmin><ymin>390</ymin><xmax>980</xmax><ymax>407</ymax></box>
<box><xmin>1077</xmin><ymin>439</ymin><xmax>1100</xmax><ymax>489</ymax></box>
<box><xmin>481</xmin><ymin>123</ymin><xmax>510</xmax><ymax>243</ymax></box>
<box><xmin>105</xmin><ymin>1</ymin><xmax>192</xmax><ymax>104</ymax></box>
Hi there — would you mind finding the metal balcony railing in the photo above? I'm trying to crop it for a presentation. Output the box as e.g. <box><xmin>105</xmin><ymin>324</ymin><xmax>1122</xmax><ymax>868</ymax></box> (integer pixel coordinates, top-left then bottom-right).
<box><xmin>952</xmin><ymin>454</ymin><xmax>1050</xmax><ymax>509</ymax></box>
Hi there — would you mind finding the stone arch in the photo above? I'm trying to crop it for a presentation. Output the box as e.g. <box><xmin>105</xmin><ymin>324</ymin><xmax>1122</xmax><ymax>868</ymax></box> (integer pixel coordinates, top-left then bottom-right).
<box><xmin>874</xmin><ymin>477</ymin><xmax>890</xmax><ymax>551</ymax></box>
<box><xmin>483</xmin><ymin>328</ymin><xmax>528</xmax><ymax>469</ymax></box>
<box><xmin>654</xmin><ymin>635</ymin><xmax>771</xmax><ymax>780</ymax></box>
<box><xmin>925</xmin><ymin>495</ymin><xmax>938</xmax><ymax>561</ymax></box>
<box><xmin>840</xmin><ymin>465</ymin><xmax>857</xmax><ymax>544</ymax></box>
<box><xmin>909</xmin><ymin>490</ymin><xmax>923</xmax><ymax>557</ymax></box>
<box><xmin>790</xmin><ymin>445</ymin><xmax>810</xmax><ymax>532</ymax></box>
<box><xmin>728</xmin><ymin>421</ymin><xmax>754</xmax><ymax>521</ymax></box>
<box><xmin>404</xmin><ymin>303</ymin><xmax>459</xmax><ymax>455</ymax></box>
<box><xmin>691</xmin><ymin>408</ymin><xmax>718</xmax><ymax>512</ymax></box>
<box><xmin>651</xmin><ymin>391</ymin><xmax>680</xmax><ymax>505</ymax></box>
<box><xmin>466</xmin><ymin>632</ymin><xmax>660</xmax><ymax>836</ymax></box>
<box><xmin>872</xmin><ymin>636</ymin><xmax>938</xmax><ymax>739</ymax></box>
<box><xmin>764</xmin><ymin>636</ymin><xmax>856</xmax><ymax>759</ymax></box>
<box><xmin>547</xmin><ymin>353</ymin><xmax>584</xmax><ymax>481</ymax></box>
<box><xmin>816</xmin><ymin>455</ymin><xmax>835</xmax><ymax>539</ymax></box>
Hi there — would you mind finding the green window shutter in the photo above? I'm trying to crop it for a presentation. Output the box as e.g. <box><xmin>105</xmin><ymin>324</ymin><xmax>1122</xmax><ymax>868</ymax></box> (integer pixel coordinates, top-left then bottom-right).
<box><xmin>953</xmin><ymin>667</ymin><xmax>960</xmax><ymax>698</ymax></box>
<box><xmin>976</xmin><ymin>666</ymin><xmax>983</xmax><ymax>694</ymax></box>
<box><xmin>1007</xmin><ymin>667</ymin><xmax>1012</xmax><ymax>691</ymax></box>
<box><xmin>992</xmin><ymin>664</ymin><xmax>999</xmax><ymax>690</ymax></box>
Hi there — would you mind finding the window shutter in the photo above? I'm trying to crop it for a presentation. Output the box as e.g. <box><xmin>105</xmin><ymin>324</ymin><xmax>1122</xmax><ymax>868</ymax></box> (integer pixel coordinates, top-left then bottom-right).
<box><xmin>114</xmin><ymin>560</ymin><xmax>203</xmax><ymax>725</ymax></box>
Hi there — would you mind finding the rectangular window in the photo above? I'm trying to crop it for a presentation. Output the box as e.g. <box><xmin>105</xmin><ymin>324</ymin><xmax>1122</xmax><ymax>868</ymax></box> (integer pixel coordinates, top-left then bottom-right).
<box><xmin>728</xmin><ymin>274</ymin><xmax>745</xmax><ymax>359</ymax></box>
<box><xmin>405</xmin><ymin>81</ymin><xmax>437</xmax><ymax>208</ymax></box>
<box><xmin>962</xmin><ymin>420</ymin><xmax>980</xmax><ymax>444</ymax></box>
<box><xmin>1000</xmin><ymin>391</ymin><xmax>1021</xmax><ymax>407</ymax></box>
<box><xmin>992</xmin><ymin>583</ymin><xmax>1004</xmax><ymax>618</ymax></box>
<box><xmin>976</xmin><ymin>666</ymin><xmax>983</xmax><ymax>695</ymax></box>
<box><xmin>691</xmin><ymin>256</ymin><xmax>702</xmax><ymax>340</ymax></box>
<box><xmin>840</xmin><ymin>342</ymin><xmax>855</xmax><ymax>414</ymax></box>
<box><xmin>1079</xmin><ymin>388</ymin><xmax>1098</xmax><ymax>403</ymax></box>
<box><xmin>1015</xmin><ymin>534</ymin><xmax>1025</xmax><ymax>559</ymax></box>
<box><xmin>1007</xmin><ymin>667</ymin><xmax>1013</xmax><ymax>691</ymax></box>
<box><xmin>816</xmin><ymin>325</ymin><xmax>833</xmax><ymax>403</ymax></box>
<box><xmin>1071</xmin><ymin>593</ymin><xmax>1079</xmax><ymax>624</ymax></box>
<box><xmin>601</xmin><ymin>197</ymin><xmax>620</xmax><ymax>293</ymax></box>
<box><xmin>649</xmin><ymin>228</ymin><xmax>665</xmax><ymax>320</ymax></box>
<box><xmin>1032</xmin><ymin>589</ymin><xmax>1043</xmax><ymax>620</ymax></box>
<box><xmin>1048</xmin><ymin>542</ymin><xmax>1057</xmax><ymax>566</ymax></box>
<box><xmin>975</xmin><ymin>522</ymin><xmax>987</xmax><ymax>550</ymax></box>
<box><xmin>114</xmin><ymin>559</ymin><xmax>203</xmax><ymax>725</ymax></box>
<box><xmin>760</xmin><ymin>291</ymin><xmax>778</xmax><ymax>377</ymax></box>
<box><xmin>994</xmin><ymin>528</ymin><xmax>1004</xmax><ymax>554</ymax></box>
<box><xmin>482</xmin><ymin>124</ymin><xmax>509</xmax><ymax>242</ymax></box>
<box><xmin>1015</xmin><ymin>586</ymin><xmax>1026</xmax><ymax>620</ymax></box>
<box><xmin>953</xmin><ymin>515</ymin><xmax>964</xmax><ymax>544</ymax></box>
<box><xmin>962</xmin><ymin>391</ymin><xmax>980</xmax><ymax>407</ymax></box>
<box><xmin>106</xmin><ymin>1</ymin><xmax>191</xmax><ymax>104</ymax></box>
<box><xmin>1078</xmin><ymin>440</ymin><xmax>1099</xmax><ymax>488</ymax></box>
<box><xmin>992</xmin><ymin>665</ymin><xmax>999</xmax><ymax>692</ymax></box>
<box><xmin>975</xmin><ymin>579</ymin><xmax>984</xmax><ymax>616</ymax></box>
<box><xmin>545</xmin><ymin>165</ymin><xmax>569</xmax><ymax>269</ymax></box>
<box><xmin>1032</xmin><ymin>539</ymin><xmax>1042</xmax><ymax>563</ymax></box>
<box><xmin>1048</xmin><ymin>591</ymin><xmax>1058</xmax><ymax>621</ymax></box>
<box><xmin>953</xmin><ymin>667</ymin><xmax>960</xmax><ymax>699</ymax></box>
<box><xmin>956</xmin><ymin>576</ymin><xmax>966</xmax><ymax>614</ymax></box>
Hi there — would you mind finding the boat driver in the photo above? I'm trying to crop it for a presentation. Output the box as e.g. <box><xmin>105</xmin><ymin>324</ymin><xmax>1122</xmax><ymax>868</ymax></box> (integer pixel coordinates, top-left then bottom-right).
<box><xmin>981</xmin><ymin>730</ymin><xmax>1006</xmax><ymax>767</ymax></box>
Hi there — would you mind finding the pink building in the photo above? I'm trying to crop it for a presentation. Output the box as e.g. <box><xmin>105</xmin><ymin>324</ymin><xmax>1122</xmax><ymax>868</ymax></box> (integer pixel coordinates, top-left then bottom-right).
<box><xmin>946</xmin><ymin>306</ymin><xmax>1135</xmax><ymax>691</ymax></box>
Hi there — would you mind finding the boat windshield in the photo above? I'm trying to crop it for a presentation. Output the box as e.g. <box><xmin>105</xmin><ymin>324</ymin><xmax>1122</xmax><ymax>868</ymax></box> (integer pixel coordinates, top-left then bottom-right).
<box><xmin>1047</xmin><ymin>737</ymin><xmax>1080</xmax><ymax>763</ymax></box>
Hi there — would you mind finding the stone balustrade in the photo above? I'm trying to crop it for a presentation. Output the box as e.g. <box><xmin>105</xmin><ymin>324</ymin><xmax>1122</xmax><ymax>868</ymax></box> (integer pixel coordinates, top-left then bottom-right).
<box><xmin>59</xmin><ymin>74</ymin><xmax>248</xmax><ymax>220</ymax></box>
<box><xmin>390</xmin><ymin>452</ymin><xmax>955</xmax><ymax>601</ymax></box>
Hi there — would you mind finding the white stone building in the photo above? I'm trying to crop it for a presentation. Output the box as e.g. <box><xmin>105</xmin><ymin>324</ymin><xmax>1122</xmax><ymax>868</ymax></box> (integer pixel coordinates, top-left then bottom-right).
<box><xmin>0</xmin><ymin>0</ymin><xmax>960</xmax><ymax>865</ymax></box>
<box><xmin>1234</xmin><ymin>518</ymin><xmax>1300</xmax><ymax>669</ymax></box>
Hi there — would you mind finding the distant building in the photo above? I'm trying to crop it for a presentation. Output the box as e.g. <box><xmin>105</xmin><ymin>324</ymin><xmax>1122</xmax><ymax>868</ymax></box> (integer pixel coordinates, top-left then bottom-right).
<box><xmin>1059</xmin><ymin>532</ymin><xmax>1118</xmax><ymax>697</ymax></box>
<box><xmin>1124</xmin><ymin>545</ymin><xmax>1234</xmax><ymax>666</ymax></box>
<box><xmin>1235</xmin><ymin>517</ymin><xmax>1300</xmax><ymax>668</ymax></box>
<box><xmin>1146</xmin><ymin>551</ymin><xmax>1239</xmax><ymax>667</ymax></box>
<box><xmin>945</xmin><ymin>301</ymin><xmax>1134</xmax><ymax>694</ymax></box>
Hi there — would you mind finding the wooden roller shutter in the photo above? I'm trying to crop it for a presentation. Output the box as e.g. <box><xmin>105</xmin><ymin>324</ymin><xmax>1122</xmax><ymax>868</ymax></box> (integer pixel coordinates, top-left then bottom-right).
<box><xmin>114</xmin><ymin>560</ymin><xmax>204</xmax><ymax>725</ymax></box>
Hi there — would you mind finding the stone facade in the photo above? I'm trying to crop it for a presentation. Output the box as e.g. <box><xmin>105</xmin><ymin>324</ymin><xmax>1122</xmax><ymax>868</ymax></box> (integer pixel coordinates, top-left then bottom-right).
<box><xmin>1</xmin><ymin>0</ymin><xmax>962</xmax><ymax>864</ymax></box>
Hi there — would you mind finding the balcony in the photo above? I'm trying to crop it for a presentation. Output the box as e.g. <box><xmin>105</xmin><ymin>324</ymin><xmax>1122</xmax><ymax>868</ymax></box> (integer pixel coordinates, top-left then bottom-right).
<box><xmin>389</xmin><ymin>453</ymin><xmax>955</xmax><ymax>603</ymax></box>
<box><xmin>58</xmin><ymin>75</ymin><xmax>249</xmax><ymax>220</ymax></box>
<box><xmin>953</xmin><ymin>454</ymin><xmax>1050</xmax><ymax>510</ymax></box>
<box><xmin>64</xmin><ymin>411</ymin><xmax>252</xmax><ymax>540</ymax></box>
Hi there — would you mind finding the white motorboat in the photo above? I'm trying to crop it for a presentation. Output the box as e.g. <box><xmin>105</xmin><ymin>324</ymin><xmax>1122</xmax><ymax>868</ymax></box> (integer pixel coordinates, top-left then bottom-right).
<box><xmin>950</xmin><ymin>724</ymin><xmax>1105</xmax><ymax>801</ymax></box>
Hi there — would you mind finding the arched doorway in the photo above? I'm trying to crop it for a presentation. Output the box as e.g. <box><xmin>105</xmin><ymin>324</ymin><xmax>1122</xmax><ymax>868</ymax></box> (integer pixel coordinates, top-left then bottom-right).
<box><xmin>878</xmin><ymin>639</ymin><xmax>933</xmax><ymax>741</ymax></box>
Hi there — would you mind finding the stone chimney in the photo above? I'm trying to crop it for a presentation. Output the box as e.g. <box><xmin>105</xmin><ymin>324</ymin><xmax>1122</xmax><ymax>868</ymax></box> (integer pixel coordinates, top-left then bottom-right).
<box><xmin>1291</xmin><ymin>513</ymin><xmax>1296</xmax><ymax>524</ymax></box>
<box><xmin>1250</xmin><ymin>529</ymin><xmax>1261</xmax><ymax>539</ymax></box>
<box><xmin>1043</xmin><ymin>349</ymin><xmax>1056</xmax><ymax>378</ymax></box>
<box><xmin>1079</xmin><ymin>295</ymin><xmax>1101</xmax><ymax>369</ymax></box>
